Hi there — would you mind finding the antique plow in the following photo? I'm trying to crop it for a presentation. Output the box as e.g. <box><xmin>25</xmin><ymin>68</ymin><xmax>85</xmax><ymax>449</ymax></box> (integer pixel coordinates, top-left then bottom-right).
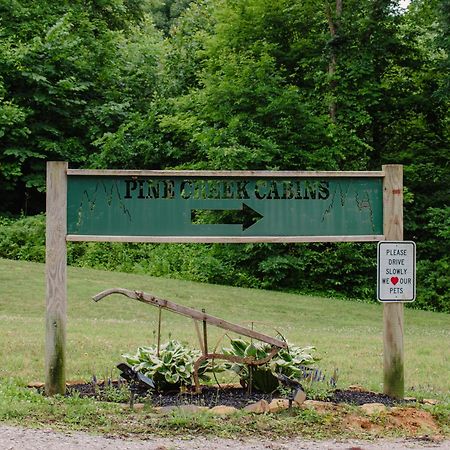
<box><xmin>93</xmin><ymin>288</ymin><xmax>287</xmax><ymax>392</ymax></box>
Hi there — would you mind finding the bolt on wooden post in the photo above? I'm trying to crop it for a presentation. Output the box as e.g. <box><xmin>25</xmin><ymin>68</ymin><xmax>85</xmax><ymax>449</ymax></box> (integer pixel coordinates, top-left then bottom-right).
<box><xmin>382</xmin><ymin>164</ymin><xmax>404</xmax><ymax>399</ymax></box>
<box><xmin>45</xmin><ymin>161</ymin><xmax>68</xmax><ymax>395</ymax></box>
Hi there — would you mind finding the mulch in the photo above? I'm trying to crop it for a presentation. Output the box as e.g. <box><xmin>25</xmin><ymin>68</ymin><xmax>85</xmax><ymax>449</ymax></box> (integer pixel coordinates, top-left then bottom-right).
<box><xmin>329</xmin><ymin>389</ymin><xmax>407</xmax><ymax>407</ymax></box>
<box><xmin>62</xmin><ymin>380</ymin><xmax>412</xmax><ymax>409</ymax></box>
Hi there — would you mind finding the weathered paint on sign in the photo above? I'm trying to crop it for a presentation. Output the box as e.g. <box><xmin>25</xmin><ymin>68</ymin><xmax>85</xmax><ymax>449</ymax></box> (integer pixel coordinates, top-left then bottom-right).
<box><xmin>67</xmin><ymin>176</ymin><xmax>383</xmax><ymax>237</ymax></box>
<box><xmin>377</xmin><ymin>241</ymin><xmax>416</xmax><ymax>302</ymax></box>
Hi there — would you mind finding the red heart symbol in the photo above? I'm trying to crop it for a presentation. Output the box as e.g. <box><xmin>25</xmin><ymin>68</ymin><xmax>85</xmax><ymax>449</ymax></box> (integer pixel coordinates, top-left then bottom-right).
<box><xmin>391</xmin><ymin>277</ymin><xmax>399</xmax><ymax>285</ymax></box>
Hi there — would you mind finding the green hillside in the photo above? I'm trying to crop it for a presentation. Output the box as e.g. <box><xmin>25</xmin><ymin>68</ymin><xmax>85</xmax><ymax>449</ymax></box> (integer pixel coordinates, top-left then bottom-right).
<box><xmin>0</xmin><ymin>258</ymin><xmax>448</xmax><ymax>399</ymax></box>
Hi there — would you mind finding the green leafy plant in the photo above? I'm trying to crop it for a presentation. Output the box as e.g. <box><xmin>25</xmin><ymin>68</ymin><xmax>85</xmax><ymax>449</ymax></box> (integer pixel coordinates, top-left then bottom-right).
<box><xmin>99</xmin><ymin>383</ymin><xmax>131</xmax><ymax>403</ymax></box>
<box><xmin>123</xmin><ymin>340</ymin><xmax>215</xmax><ymax>391</ymax></box>
<box><xmin>222</xmin><ymin>338</ymin><xmax>318</xmax><ymax>393</ymax></box>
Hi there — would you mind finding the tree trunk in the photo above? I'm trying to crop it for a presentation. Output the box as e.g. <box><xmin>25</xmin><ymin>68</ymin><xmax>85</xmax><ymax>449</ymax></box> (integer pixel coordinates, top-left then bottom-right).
<box><xmin>326</xmin><ymin>0</ymin><xmax>343</xmax><ymax>122</ymax></box>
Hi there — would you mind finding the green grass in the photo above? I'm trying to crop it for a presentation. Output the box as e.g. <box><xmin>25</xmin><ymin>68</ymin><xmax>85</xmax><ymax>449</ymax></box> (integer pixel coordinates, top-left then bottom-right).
<box><xmin>1</xmin><ymin>258</ymin><xmax>448</xmax><ymax>400</ymax></box>
<box><xmin>0</xmin><ymin>379</ymin><xmax>447</xmax><ymax>440</ymax></box>
<box><xmin>0</xmin><ymin>258</ymin><xmax>449</xmax><ymax>439</ymax></box>
<box><xmin>0</xmin><ymin>380</ymin><xmax>350</xmax><ymax>438</ymax></box>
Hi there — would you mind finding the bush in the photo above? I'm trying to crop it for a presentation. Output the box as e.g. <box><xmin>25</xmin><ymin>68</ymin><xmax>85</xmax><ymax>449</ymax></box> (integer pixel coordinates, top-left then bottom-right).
<box><xmin>223</xmin><ymin>338</ymin><xmax>318</xmax><ymax>393</ymax></box>
<box><xmin>415</xmin><ymin>258</ymin><xmax>450</xmax><ymax>313</ymax></box>
<box><xmin>122</xmin><ymin>340</ymin><xmax>213</xmax><ymax>390</ymax></box>
<box><xmin>0</xmin><ymin>214</ymin><xmax>46</xmax><ymax>262</ymax></box>
<box><xmin>0</xmin><ymin>214</ymin><xmax>448</xmax><ymax>313</ymax></box>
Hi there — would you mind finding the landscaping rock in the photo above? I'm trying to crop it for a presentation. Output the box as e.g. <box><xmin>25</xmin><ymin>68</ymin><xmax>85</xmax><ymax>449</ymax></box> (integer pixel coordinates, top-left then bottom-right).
<box><xmin>27</xmin><ymin>381</ymin><xmax>44</xmax><ymax>389</ymax></box>
<box><xmin>422</xmin><ymin>399</ymin><xmax>439</xmax><ymax>405</ymax></box>
<box><xmin>268</xmin><ymin>398</ymin><xmax>290</xmax><ymax>413</ymax></box>
<box><xmin>360</xmin><ymin>403</ymin><xmax>387</xmax><ymax>414</ymax></box>
<box><xmin>294</xmin><ymin>389</ymin><xmax>306</xmax><ymax>405</ymax></box>
<box><xmin>66</xmin><ymin>380</ymin><xmax>94</xmax><ymax>387</ymax></box>
<box><xmin>348</xmin><ymin>385</ymin><xmax>366</xmax><ymax>392</ymax></box>
<box><xmin>209</xmin><ymin>405</ymin><xmax>238</xmax><ymax>415</ymax></box>
<box><xmin>243</xmin><ymin>399</ymin><xmax>269</xmax><ymax>414</ymax></box>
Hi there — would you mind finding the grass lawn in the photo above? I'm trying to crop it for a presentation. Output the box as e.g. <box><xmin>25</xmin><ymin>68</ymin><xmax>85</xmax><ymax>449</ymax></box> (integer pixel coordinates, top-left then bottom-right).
<box><xmin>1</xmin><ymin>258</ymin><xmax>448</xmax><ymax>400</ymax></box>
<box><xmin>0</xmin><ymin>257</ymin><xmax>449</xmax><ymax>439</ymax></box>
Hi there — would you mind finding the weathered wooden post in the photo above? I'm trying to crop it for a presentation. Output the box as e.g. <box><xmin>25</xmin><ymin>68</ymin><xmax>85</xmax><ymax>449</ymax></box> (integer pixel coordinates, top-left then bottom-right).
<box><xmin>382</xmin><ymin>164</ymin><xmax>404</xmax><ymax>398</ymax></box>
<box><xmin>45</xmin><ymin>161</ymin><xmax>68</xmax><ymax>395</ymax></box>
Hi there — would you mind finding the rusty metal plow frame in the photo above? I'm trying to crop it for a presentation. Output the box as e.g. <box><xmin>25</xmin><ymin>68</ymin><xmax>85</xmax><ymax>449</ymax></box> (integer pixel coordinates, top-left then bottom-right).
<box><xmin>193</xmin><ymin>347</ymin><xmax>281</xmax><ymax>392</ymax></box>
<box><xmin>93</xmin><ymin>288</ymin><xmax>287</xmax><ymax>392</ymax></box>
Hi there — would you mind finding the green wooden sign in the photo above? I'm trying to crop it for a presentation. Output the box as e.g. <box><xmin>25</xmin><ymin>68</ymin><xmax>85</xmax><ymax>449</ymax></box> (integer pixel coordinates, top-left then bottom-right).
<box><xmin>67</xmin><ymin>174</ymin><xmax>383</xmax><ymax>239</ymax></box>
<box><xmin>48</xmin><ymin>164</ymin><xmax>405</xmax><ymax>400</ymax></box>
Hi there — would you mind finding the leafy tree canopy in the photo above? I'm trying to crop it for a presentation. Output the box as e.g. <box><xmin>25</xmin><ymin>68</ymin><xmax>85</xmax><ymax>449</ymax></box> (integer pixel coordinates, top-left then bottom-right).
<box><xmin>0</xmin><ymin>0</ymin><xmax>448</xmax><ymax>311</ymax></box>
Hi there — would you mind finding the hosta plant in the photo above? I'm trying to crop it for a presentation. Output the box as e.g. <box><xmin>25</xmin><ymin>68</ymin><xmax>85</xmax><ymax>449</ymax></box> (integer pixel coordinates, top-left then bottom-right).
<box><xmin>222</xmin><ymin>338</ymin><xmax>318</xmax><ymax>393</ymax></box>
<box><xmin>123</xmin><ymin>340</ymin><xmax>213</xmax><ymax>391</ymax></box>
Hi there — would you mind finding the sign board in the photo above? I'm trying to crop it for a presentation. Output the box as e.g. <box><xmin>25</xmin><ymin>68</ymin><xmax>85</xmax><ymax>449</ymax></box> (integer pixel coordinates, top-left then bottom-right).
<box><xmin>46</xmin><ymin>163</ymin><xmax>407</xmax><ymax>400</ymax></box>
<box><xmin>66</xmin><ymin>173</ymin><xmax>383</xmax><ymax>241</ymax></box>
<box><xmin>377</xmin><ymin>241</ymin><xmax>416</xmax><ymax>302</ymax></box>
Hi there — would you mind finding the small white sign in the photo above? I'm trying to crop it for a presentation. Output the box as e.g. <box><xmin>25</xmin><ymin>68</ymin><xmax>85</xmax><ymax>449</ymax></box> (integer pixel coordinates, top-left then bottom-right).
<box><xmin>377</xmin><ymin>241</ymin><xmax>416</xmax><ymax>302</ymax></box>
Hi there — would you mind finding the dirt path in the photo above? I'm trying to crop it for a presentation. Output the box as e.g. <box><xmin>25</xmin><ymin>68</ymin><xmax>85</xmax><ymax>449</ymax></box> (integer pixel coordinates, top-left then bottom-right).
<box><xmin>1</xmin><ymin>425</ymin><xmax>448</xmax><ymax>450</ymax></box>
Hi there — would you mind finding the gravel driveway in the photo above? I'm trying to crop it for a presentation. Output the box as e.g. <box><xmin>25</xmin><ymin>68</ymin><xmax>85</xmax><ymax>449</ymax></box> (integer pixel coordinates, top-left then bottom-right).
<box><xmin>1</xmin><ymin>425</ymin><xmax>448</xmax><ymax>450</ymax></box>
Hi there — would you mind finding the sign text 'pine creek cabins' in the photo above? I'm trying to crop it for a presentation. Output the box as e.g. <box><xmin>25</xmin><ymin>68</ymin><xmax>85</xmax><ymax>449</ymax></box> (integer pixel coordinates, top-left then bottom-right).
<box><xmin>67</xmin><ymin>174</ymin><xmax>383</xmax><ymax>240</ymax></box>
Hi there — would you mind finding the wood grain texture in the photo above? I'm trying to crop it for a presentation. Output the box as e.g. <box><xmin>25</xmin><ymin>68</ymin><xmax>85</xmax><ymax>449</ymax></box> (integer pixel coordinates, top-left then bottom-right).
<box><xmin>383</xmin><ymin>164</ymin><xmax>403</xmax><ymax>241</ymax></box>
<box><xmin>67</xmin><ymin>168</ymin><xmax>385</xmax><ymax>178</ymax></box>
<box><xmin>67</xmin><ymin>234</ymin><xmax>384</xmax><ymax>243</ymax></box>
<box><xmin>45</xmin><ymin>161</ymin><xmax>68</xmax><ymax>395</ymax></box>
<box><xmin>382</xmin><ymin>164</ymin><xmax>404</xmax><ymax>399</ymax></box>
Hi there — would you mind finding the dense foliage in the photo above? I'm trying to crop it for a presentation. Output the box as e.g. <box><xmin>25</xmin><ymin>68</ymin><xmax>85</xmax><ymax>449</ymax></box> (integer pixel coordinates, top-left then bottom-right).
<box><xmin>223</xmin><ymin>338</ymin><xmax>318</xmax><ymax>393</ymax></box>
<box><xmin>123</xmin><ymin>340</ymin><xmax>212</xmax><ymax>389</ymax></box>
<box><xmin>1</xmin><ymin>214</ymin><xmax>448</xmax><ymax>312</ymax></box>
<box><xmin>122</xmin><ymin>338</ymin><xmax>320</xmax><ymax>393</ymax></box>
<box><xmin>0</xmin><ymin>0</ymin><xmax>448</xmax><ymax>311</ymax></box>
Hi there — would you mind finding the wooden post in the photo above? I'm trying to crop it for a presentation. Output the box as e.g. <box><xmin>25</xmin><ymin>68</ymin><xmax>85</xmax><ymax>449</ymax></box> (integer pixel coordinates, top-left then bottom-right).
<box><xmin>45</xmin><ymin>161</ymin><xmax>68</xmax><ymax>395</ymax></box>
<box><xmin>382</xmin><ymin>164</ymin><xmax>404</xmax><ymax>398</ymax></box>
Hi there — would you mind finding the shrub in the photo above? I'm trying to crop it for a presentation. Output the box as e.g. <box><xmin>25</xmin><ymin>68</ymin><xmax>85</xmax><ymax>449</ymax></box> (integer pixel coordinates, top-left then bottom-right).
<box><xmin>1</xmin><ymin>214</ymin><xmax>449</xmax><ymax>313</ymax></box>
<box><xmin>0</xmin><ymin>214</ymin><xmax>45</xmax><ymax>262</ymax></box>
<box><xmin>222</xmin><ymin>338</ymin><xmax>318</xmax><ymax>393</ymax></box>
<box><xmin>122</xmin><ymin>340</ymin><xmax>214</xmax><ymax>390</ymax></box>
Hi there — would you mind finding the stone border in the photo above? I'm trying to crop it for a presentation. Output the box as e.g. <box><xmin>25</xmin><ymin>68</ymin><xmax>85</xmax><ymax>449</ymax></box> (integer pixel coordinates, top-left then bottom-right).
<box><xmin>27</xmin><ymin>381</ymin><xmax>439</xmax><ymax>416</ymax></box>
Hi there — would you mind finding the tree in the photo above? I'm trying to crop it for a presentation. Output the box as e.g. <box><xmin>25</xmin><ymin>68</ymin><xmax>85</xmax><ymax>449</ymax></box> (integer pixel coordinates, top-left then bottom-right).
<box><xmin>0</xmin><ymin>0</ymin><xmax>158</xmax><ymax>213</ymax></box>
<box><xmin>160</xmin><ymin>0</ymin><xmax>336</xmax><ymax>170</ymax></box>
